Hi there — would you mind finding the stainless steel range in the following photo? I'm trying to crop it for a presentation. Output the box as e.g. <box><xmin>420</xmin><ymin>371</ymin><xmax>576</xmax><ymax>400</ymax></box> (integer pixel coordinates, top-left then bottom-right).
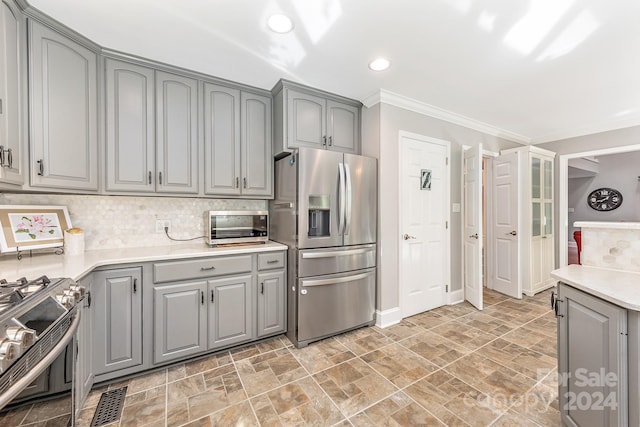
<box><xmin>0</xmin><ymin>275</ymin><xmax>84</xmax><ymax>412</ymax></box>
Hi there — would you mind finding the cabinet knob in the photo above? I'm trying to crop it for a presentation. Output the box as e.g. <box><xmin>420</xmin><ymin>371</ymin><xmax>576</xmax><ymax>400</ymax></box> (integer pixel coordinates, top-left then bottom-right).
<box><xmin>148</xmin><ymin>171</ymin><xmax>152</xmax><ymax>185</ymax></box>
<box><xmin>0</xmin><ymin>146</ymin><xmax>4</xmax><ymax>167</ymax></box>
<box><xmin>7</xmin><ymin>149</ymin><xmax>12</xmax><ymax>169</ymax></box>
<box><xmin>323</xmin><ymin>136</ymin><xmax>327</xmax><ymax>147</ymax></box>
<box><xmin>159</xmin><ymin>171</ymin><xmax>163</xmax><ymax>185</ymax></box>
<box><xmin>236</xmin><ymin>177</ymin><xmax>239</xmax><ymax>188</ymax></box>
<box><xmin>328</xmin><ymin>136</ymin><xmax>332</xmax><ymax>146</ymax></box>
<box><xmin>261</xmin><ymin>282</ymin><xmax>264</xmax><ymax>294</ymax></box>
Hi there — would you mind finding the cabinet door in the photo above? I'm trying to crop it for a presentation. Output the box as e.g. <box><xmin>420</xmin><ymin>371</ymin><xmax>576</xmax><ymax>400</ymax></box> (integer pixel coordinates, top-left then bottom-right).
<box><xmin>0</xmin><ymin>0</ymin><xmax>24</xmax><ymax>185</ymax></box>
<box><xmin>327</xmin><ymin>100</ymin><xmax>359</xmax><ymax>154</ymax></box>
<box><xmin>241</xmin><ymin>92</ymin><xmax>272</xmax><ymax>197</ymax></box>
<box><xmin>155</xmin><ymin>71</ymin><xmax>198</xmax><ymax>194</ymax></box>
<box><xmin>154</xmin><ymin>281</ymin><xmax>207</xmax><ymax>364</ymax></box>
<box><xmin>203</xmin><ymin>83</ymin><xmax>240</xmax><ymax>195</ymax></box>
<box><xmin>75</xmin><ymin>275</ymin><xmax>94</xmax><ymax>416</ymax></box>
<box><xmin>557</xmin><ymin>283</ymin><xmax>627</xmax><ymax>427</ymax></box>
<box><xmin>257</xmin><ymin>270</ymin><xmax>285</xmax><ymax>337</ymax></box>
<box><xmin>29</xmin><ymin>20</ymin><xmax>98</xmax><ymax>190</ymax></box>
<box><xmin>93</xmin><ymin>267</ymin><xmax>143</xmax><ymax>375</ymax></box>
<box><xmin>286</xmin><ymin>89</ymin><xmax>326</xmax><ymax>149</ymax></box>
<box><xmin>208</xmin><ymin>275</ymin><xmax>254</xmax><ymax>349</ymax></box>
<box><xmin>105</xmin><ymin>59</ymin><xmax>155</xmax><ymax>192</ymax></box>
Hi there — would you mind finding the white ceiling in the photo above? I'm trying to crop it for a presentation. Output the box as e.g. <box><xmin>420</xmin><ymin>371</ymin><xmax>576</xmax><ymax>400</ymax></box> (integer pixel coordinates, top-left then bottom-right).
<box><xmin>28</xmin><ymin>0</ymin><xmax>640</xmax><ymax>144</ymax></box>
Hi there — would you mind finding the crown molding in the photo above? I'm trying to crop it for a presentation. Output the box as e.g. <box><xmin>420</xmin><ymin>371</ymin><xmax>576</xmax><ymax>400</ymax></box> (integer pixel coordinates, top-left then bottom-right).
<box><xmin>363</xmin><ymin>89</ymin><xmax>531</xmax><ymax>145</ymax></box>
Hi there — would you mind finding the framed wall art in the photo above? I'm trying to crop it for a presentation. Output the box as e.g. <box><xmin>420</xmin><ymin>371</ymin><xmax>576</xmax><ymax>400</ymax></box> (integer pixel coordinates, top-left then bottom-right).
<box><xmin>0</xmin><ymin>205</ymin><xmax>72</xmax><ymax>253</ymax></box>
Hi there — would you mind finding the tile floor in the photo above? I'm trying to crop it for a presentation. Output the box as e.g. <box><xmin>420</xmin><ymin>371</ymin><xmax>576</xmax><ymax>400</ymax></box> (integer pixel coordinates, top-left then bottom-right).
<box><xmin>1</xmin><ymin>288</ymin><xmax>561</xmax><ymax>426</ymax></box>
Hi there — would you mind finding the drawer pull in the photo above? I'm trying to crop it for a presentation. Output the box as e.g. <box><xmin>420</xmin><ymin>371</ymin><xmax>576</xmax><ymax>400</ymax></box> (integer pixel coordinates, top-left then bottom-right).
<box><xmin>200</xmin><ymin>266</ymin><xmax>216</xmax><ymax>271</ymax></box>
<box><xmin>267</xmin><ymin>260</ymin><xmax>279</xmax><ymax>264</ymax></box>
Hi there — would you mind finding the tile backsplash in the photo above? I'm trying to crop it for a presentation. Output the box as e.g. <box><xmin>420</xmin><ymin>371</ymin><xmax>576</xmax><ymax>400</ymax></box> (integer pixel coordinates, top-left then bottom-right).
<box><xmin>0</xmin><ymin>194</ymin><xmax>266</xmax><ymax>251</ymax></box>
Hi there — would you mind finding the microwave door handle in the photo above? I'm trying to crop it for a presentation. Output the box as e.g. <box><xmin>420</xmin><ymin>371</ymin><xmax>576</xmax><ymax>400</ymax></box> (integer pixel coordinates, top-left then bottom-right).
<box><xmin>338</xmin><ymin>163</ymin><xmax>346</xmax><ymax>235</ymax></box>
<box><xmin>344</xmin><ymin>162</ymin><xmax>352</xmax><ymax>236</ymax></box>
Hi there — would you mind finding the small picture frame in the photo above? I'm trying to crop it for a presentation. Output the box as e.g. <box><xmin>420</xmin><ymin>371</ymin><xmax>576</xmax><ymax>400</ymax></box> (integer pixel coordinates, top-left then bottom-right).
<box><xmin>0</xmin><ymin>205</ymin><xmax>72</xmax><ymax>253</ymax></box>
<box><xmin>421</xmin><ymin>169</ymin><xmax>432</xmax><ymax>191</ymax></box>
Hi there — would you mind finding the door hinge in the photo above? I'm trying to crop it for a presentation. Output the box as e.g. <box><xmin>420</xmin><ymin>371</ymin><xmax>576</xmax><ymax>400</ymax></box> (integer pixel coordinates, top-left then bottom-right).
<box><xmin>446</xmin><ymin>285</ymin><xmax>449</xmax><ymax>292</ymax></box>
<box><xmin>446</xmin><ymin>157</ymin><xmax>448</xmax><ymax>166</ymax></box>
<box><xmin>445</xmin><ymin>221</ymin><xmax>448</xmax><ymax>229</ymax></box>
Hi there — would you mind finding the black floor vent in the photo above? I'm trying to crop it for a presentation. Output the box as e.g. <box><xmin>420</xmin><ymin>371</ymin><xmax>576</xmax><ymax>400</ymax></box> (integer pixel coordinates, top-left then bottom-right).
<box><xmin>90</xmin><ymin>386</ymin><xmax>127</xmax><ymax>427</ymax></box>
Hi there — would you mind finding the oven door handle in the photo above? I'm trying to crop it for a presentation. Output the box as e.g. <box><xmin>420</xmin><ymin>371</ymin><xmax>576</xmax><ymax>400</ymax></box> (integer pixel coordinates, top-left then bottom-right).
<box><xmin>0</xmin><ymin>312</ymin><xmax>81</xmax><ymax>410</ymax></box>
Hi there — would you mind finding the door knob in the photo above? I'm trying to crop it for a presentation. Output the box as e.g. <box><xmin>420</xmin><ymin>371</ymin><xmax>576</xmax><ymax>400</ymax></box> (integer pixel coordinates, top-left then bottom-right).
<box><xmin>403</xmin><ymin>234</ymin><xmax>416</xmax><ymax>240</ymax></box>
<box><xmin>507</xmin><ymin>230</ymin><xmax>517</xmax><ymax>236</ymax></box>
<box><xmin>468</xmin><ymin>233</ymin><xmax>478</xmax><ymax>239</ymax></box>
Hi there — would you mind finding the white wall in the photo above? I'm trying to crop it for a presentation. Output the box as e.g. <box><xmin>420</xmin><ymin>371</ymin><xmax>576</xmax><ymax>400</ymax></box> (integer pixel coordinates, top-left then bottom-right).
<box><xmin>362</xmin><ymin>102</ymin><xmax>519</xmax><ymax>313</ymax></box>
<box><xmin>0</xmin><ymin>193</ymin><xmax>265</xmax><ymax>253</ymax></box>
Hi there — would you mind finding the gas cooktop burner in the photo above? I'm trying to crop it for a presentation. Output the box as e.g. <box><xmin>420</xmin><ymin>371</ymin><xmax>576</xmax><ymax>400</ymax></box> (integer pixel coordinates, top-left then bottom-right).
<box><xmin>0</xmin><ymin>276</ymin><xmax>53</xmax><ymax>313</ymax></box>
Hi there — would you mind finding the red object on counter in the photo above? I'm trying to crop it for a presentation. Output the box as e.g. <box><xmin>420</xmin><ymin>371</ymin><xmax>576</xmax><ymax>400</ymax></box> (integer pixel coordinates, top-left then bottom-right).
<box><xmin>573</xmin><ymin>230</ymin><xmax>582</xmax><ymax>264</ymax></box>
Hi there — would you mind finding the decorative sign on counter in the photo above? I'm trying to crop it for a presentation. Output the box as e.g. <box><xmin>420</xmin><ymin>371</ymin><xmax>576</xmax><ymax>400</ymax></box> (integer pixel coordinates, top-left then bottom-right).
<box><xmin>0</xmin><ymin>205</ymin><xmax>72</xmax><ymax>253</ymax></box>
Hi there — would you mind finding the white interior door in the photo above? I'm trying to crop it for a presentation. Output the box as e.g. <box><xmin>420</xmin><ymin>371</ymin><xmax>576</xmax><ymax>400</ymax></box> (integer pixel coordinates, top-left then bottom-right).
<box><xmin>464</xmin><ymin>144</ymin><xmax>482</xmax><ymax>310</ymax></box>
<box><xmin>399</xmin><ymin>133</ymin><xmax>449</xmax><ymax>318</ymax></box>
<box><xmin>490</xmin><ymin>152</ymin><xmax>521</xmax><ymax>298</ymax></box>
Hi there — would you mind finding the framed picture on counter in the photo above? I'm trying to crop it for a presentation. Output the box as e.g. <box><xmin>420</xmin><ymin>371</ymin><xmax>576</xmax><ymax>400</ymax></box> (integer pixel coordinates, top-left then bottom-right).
<box><xmin>0</xmin><ymin>205</ymin><xmax>72</xmax><ymax>253</ymax></box>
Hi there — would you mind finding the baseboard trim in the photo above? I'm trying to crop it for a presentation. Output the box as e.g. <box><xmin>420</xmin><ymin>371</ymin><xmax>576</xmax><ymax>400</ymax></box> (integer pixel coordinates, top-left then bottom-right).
<box><xmin>448</xmin><ymin>289</ymin><xmax>464</xmax><ymax>305</ymax></box>
<box><xmin>375</xmin><ymin>307</ymin><xmax>402</xmax><ymax>328</ymax></box>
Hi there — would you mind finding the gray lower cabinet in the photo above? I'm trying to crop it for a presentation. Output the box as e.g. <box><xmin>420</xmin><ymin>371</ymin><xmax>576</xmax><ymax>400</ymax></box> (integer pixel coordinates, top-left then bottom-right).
<box><xmin>28</xmin><ymin>19</ymin><xmax>98</xmax><ymax>191</ymax></box>
<box><xmin>556</xmin><ymin>283</ymin><xmax>628</xmax><ymax>427</ymax></box>
<box><xmin>208</xmin><ymin>275</ymin><xmax>254</xmax><ymax>349</ymax></box>
<box><xmin>257</xmin><ymin>270</ymin><xmax>285</xmax><ymax>337</ymax></box>
<box><xmin>153</xmin><ymin>281</ymin><xmax>207</xmax><ymax>364</ymax></box>
<box><xmin>75</xmin><ymin>274</ymin><xmax>94</xmax><ymax>417</ymax></box>
<box><xmin>0</xmin><ymin>0</ymin><xmax>25</xmax><ymax>186</ymax></box>
<box><xmin>93</xmin><ymin>267</ymin><xmax>143</xmax><ymax>375</ymax></box>
<box><xmin>272</xmin><ymin>79</ymin><xmax>361</xmax><ymax>156</ymax></box>
<box><xmin>203</xmin><ymin>83</ymin><xmax>272</xmax><ymax>197</ymax></box>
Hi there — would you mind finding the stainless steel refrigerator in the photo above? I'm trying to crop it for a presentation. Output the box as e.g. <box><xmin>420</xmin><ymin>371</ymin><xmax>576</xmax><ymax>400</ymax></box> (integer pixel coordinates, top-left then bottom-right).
<box><xmin>270</xmin><ymin>147</ymin><xmax>377</xmax><ymax>348</ymax></box>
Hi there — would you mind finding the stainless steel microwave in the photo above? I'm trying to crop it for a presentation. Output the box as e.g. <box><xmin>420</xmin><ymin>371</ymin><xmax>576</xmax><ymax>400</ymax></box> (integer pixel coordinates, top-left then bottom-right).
<box><xmin>207</xmin><ymin>210</ymin><xmax>268</xmax><ymax>246</ymax></box>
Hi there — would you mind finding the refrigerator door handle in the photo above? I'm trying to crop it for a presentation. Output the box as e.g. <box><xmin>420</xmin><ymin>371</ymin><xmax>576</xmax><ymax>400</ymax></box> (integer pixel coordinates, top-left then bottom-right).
<box><xmin>338</xmin><ymin>162</ymin><xmax>346</xmax><ymax>235</ymax></box>
<box><xmin>301</xmin><ymin>272</ymin><xmax>372</xmax><ymax>287</ymax></box>
<box><xmin>344</xmin><ymin>162</ymin><xmax>352</xmax><ymax>235</ymax></box>
<box><xmin>301</xmin><ymin>247</ymin><xmax>374</xmax><ymax>259</ymax></box>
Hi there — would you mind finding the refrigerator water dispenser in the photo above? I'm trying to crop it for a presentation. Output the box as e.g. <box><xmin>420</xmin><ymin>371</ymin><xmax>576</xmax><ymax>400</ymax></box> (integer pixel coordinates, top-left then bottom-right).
<box><xmin>308</xmin><ymin>195</ymin><xmax>330</xmax><ymax>237</ymax></box>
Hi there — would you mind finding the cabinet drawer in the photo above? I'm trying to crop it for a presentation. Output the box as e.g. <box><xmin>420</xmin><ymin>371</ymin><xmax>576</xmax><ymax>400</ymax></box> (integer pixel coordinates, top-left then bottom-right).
<box><xmin>258</xmin><ymin>252</ymin><xmax>285</xmax><ymax>270</ymax></box>
<box><xmin>154</xmin><ymin>255</ymin><xmax>252</xmax><ymax>283</ymax></box>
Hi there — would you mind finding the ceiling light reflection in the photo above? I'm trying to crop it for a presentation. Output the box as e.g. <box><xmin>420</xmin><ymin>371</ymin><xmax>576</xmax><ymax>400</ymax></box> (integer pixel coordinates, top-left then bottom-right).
<box><xmin>268</xmin><ymin>14</ymin><xmax>294</xmax><ymax>33</ymax></box>
<box><xmin>536</xmin><ymin>10</ymin><xmax>599</xmax><ymax>61</ymax></box>
<box><xmin>503</xmin><ymin>0</ymin><xmax>575</xmax><ymax>55</ymax></box>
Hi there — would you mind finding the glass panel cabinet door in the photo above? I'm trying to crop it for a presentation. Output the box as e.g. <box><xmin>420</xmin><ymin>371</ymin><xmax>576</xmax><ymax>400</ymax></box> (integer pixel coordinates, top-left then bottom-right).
<box><xmin>544</xmin><ymin>160</ymin><xmax>552</xmax><ymax>199</ymax></box>
<box><xmin>544</xmin><ymin>202</ymin><xmax>553</xmax><ymax>235</ymax></box>
<box><xmin>531</xmin><ymin>157</ymin><xmax>541</xmax><ymax>199</ymax></box>
<box><xmin>532</xmin><ymin>202</ymin><xmax>541</xmax><ymax>236</ymax></box>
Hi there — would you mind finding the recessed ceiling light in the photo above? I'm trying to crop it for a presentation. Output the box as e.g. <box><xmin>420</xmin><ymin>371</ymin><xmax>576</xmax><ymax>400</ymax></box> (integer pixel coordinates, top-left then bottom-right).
<box><xmin>368</xmin><ymin>58</ymin><xmax>390</xmax><ymax>71</ymax></box>
<box><xmin>268</xmin><ymin>14</ymin><xmax>294</xmax><ymax>33</ymax></box>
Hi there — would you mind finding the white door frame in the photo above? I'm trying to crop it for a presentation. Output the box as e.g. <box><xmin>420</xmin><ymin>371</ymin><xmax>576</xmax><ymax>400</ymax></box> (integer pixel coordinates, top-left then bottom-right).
<box><xmin>398</xmin><ymin>131</ymin><xmax>451</xmax><ymax>313</ymax></box>
<box><xmin>558</xmin><ymin>143</ymin><xmax>640</xmax><ymax>266</ymax></box>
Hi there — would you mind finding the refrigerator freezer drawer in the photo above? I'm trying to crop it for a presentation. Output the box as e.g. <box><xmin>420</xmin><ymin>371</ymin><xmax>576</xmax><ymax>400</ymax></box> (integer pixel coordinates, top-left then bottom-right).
<box><xmin>296</xmin><ymin>267</ymin><xmax>375</xmax><ymax>345</ymax></box>
<box><xmin>298</xmin><ymin>244</ymin><xmax>376</xmax><ymax>277</ymax></box>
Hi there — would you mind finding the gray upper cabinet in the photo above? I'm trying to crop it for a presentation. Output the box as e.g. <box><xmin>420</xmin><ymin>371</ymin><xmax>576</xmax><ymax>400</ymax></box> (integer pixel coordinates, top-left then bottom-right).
<box><xmin>93</xmin><ymin>267</ymin><xmax>143</xmax><ymax>376</ymax></box>
<box><xmin>28</xmin><ymin>20</ymin><xmax>98</xmax><ymax>190</ymax></box>
<box><xmin>0</xmin><ymin>0</ymin><xmax>25</xmax><ymax>186</ymax></box>
<box><xmin>155</xmin><ymin>71</ymin><xmax>199</xmax><ymax>194</ymax></box>
<box><xmin>273</xmin><ymin>79</ymin><xmax>361</xmax><ymax>157</ymax></box>
<box><xmin>204</xmin><ymin>83</ymin><xmax>272</xmax><ymax>197</ymax></box>
<box><xmin>105</xmin><ymin>59</ymin><xmax>155</xmax><ymax>192</ymax></box>
<box><xmin>203</xmin><ymin>83</ymin><xmax>240</xmax><ymax>195</ymax></box>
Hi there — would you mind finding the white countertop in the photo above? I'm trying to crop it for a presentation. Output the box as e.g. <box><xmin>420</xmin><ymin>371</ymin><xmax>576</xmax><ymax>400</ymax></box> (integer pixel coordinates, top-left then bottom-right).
<box><xmin>574</xmin><ymin>221</ymin><xmax>640</xmax><ymax>230</ymax></box>
<box><xmin>0</xmin><ymin>241</ymin><xmax>287</xmax><ymax>282</ymax></box>
<box><xmin>551</xmin><ymin>264</ymin><xmax>640</xmax><ymax>311</ymax></box>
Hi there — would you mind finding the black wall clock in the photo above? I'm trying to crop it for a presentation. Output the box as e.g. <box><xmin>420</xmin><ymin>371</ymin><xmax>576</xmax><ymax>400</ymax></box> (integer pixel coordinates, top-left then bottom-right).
<box><xmin>587</xmin><ymin>187</ymin><xmax>623</xmax><ymax>211</ymax></box>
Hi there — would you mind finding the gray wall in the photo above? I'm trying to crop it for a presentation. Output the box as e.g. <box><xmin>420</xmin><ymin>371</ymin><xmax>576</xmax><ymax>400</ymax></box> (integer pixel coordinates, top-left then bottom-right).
<box><xmin>537</xmin><ymin>125</ymin><xmax>640</xmax><ymax>264</ymax></box>
<box><xmin>568</xmin><ymin>151</ymin><xmax>640</xmax><ymax>240</ymax></box>
<box><xmin>362</xmin><ymin>102</ymin><xmax>519</xmax><ymax>313</ymax></box>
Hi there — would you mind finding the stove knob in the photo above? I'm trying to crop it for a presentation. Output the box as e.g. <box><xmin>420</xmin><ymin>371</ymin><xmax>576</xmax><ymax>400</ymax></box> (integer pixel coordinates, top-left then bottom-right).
<box><xmin>56</xmin><ymin>294</ymin><xmax>75</xmax><ymax>309</ymax></box>
<box><xmin>70</xmin><ymin>284</ymin><xmax>85</xmax><ymax>298</ymax></box>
